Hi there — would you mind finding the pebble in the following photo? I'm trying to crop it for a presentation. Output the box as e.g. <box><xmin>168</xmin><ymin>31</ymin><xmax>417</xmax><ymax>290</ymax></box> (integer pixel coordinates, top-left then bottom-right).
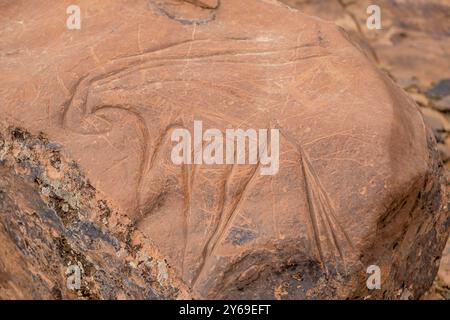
<box><xmin>398</xmin><ymin>77</ymin><xmax>419</xmax><ymax>91</ymax></box>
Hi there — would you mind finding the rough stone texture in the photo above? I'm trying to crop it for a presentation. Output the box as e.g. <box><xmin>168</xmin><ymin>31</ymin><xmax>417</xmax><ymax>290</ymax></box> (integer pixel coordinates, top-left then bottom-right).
<box><xmin>0</xmin><ymin>0</ymin><xmax>449</xmax><ymax>299</ymax></box>
<box><xmin>282</xmin><ymin>0</ymin><xmax>450</xmax><ymax>88</ymax></box>
<box><xmin>281</xmin><ymin>0</ymin><xmax>450</xmax><ymax>299</ymax></box>
<box><xmin>0</xmin><ymin>127</ymin><xmax>189</xmax><ymax>299</ymax></box>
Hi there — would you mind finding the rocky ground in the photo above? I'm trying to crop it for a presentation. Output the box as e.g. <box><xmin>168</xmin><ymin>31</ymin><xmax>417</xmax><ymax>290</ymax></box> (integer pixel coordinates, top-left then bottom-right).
<box><xmin>280</xmin><ymin>0</ymin><xmax>450</xmax><ymax>299</ymax></box>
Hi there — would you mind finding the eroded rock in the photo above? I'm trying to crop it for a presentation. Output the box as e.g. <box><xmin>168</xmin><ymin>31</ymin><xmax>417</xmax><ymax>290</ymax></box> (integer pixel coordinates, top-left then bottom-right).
<box><xmin>0</xmin><ymin>0</ymin><xmax>449</xmax><ymax>299</ymax></box>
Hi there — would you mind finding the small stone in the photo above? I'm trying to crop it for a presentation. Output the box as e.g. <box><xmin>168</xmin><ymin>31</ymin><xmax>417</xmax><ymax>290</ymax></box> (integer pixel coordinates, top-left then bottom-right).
<box><xmin>434</xmin><ymin>96</ymin><xmax>450</xmax><ymax>112</ymax></box>
<box><xmin>426</xmin><ymin>79</ymin><xmax>450</xmax><ymax>99</ymax></box>
<box><xmin>420</xmin><ymin>108</ymin><xmax>450</xmax><ymax>132</ymax></box>
<box><xmin>61</xmin><ymin>203</ymin><xmax>69</xmax><ymax>213</ymax></box>
<box><xmin>438</xmin><ymin>239</ymin><xmax>450</xmax><ymax>287</ymax></box>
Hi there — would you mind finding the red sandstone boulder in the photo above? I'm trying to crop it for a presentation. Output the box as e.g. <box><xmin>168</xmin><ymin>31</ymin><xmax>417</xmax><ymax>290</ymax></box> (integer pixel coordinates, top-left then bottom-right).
<box><xmin>0</xmin><ymin>0</ymin><xmax>448</xmax><ymax>299</ymax></box>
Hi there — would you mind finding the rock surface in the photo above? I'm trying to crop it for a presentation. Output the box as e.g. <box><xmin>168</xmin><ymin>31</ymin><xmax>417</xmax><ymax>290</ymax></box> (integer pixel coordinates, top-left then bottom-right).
<box><xmin>282</xmin><ymin>0</ymin><xmax>450</xmax><ymax>88</ymax></box>
<box><xmin>0</xmin><ymin>0</ymin><xmax>449</xmax><ymax>299</ymax></box>
<box><xmin>281</xmin><ymin>0</ymin><xmax>450</xmax><ymax>299</ymax></box>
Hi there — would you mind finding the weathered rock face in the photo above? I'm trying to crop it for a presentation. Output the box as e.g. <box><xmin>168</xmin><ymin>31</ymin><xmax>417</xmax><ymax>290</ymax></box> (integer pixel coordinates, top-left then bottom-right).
<box><xmin>0</xmin><ymin>0</ymin><xmax>448</xmax><ymax>299</ymax></box>
<box><xmin>281</xmin><ymin>0</ymin><xmax>450</xmax><ymax>88</ymax></box>
<box><xmin>0</xmin><ymin>127</ymin><xmax>189</xmax><ymax>299</ymax></box>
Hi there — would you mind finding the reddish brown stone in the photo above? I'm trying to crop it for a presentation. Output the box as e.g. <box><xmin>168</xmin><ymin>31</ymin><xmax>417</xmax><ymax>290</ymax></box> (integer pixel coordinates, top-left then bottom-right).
<box><xmin>0</xmin><ymin>0</ymin><xmax>448</xmax><ymax>299</ymax></box>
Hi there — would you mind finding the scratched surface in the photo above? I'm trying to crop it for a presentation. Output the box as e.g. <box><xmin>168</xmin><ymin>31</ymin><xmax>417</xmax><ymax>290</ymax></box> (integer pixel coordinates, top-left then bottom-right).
<box><xmin>0</xmin><ymin>0</ymin><xmax>448</xmax><ymax>299</ymax></box>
